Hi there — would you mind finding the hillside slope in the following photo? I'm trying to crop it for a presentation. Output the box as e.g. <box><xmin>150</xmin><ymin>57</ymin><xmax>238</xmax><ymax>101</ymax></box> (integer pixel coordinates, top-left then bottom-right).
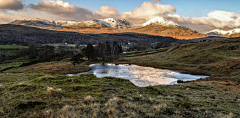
<box><xmin>0</xmin><ymin>24</ymin><xmax>179</xmax><ymax>45</ymax></box>
<box><xmin>8</xmin><ymin>17</ymin><xmax>207</xmax><ymax>40</ymax></box>
<box><xmin>123</xmin><ymin>37</ymin><xmax>240</xmax><ymax>82</ymax></box>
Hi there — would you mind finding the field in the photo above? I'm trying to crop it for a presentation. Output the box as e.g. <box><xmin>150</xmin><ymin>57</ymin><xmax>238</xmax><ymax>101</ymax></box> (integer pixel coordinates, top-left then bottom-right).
<box><xmin>0</xmin><ymin>37</ymin><xmax>240</xmax><ymax>117</ymax></box>
<box><xmin>0</xmin><ymin>45</ymin><xmax>28</xmax><ymax>49</ymax></box>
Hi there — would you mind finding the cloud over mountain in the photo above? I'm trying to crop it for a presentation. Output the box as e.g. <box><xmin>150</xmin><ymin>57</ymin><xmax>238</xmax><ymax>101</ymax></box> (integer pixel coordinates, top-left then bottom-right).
<box><xmin>0</xmin><ymin>0</ymin><xmax>24</xmax><ymax>11</ymax></box>
<box><xmin>121</xmin><ymin>2</ymin><xmax>176</xmax><ymax>24</ymax></box>
<box><xmin>93</xmin><ymin>6</ymin><xmax>120</xmax><ymax>19</ymax></box>
<box><xmin>29</xmin><ymin>0</ymin><xmax>92</xmax><ymax>20</ymax></box>
<box><xmin>184</xmin><ymin>10</ymin><xmax>240</xmax><ymax>31</ymax></box>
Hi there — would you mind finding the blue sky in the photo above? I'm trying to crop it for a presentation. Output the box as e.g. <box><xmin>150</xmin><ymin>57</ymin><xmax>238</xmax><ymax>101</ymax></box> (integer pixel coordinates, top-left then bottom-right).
<box><xmin>1</xmin><ymin>0</ymin><xmax>240</xmax><ymax>32</ymax></box>
<box><xmin>24</xmin><ymin>0</ymin><xmax>240</xmax><ymax>17</ymax></box>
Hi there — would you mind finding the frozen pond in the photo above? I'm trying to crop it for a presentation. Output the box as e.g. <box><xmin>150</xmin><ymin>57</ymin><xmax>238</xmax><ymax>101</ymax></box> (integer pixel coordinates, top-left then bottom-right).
<box><xmin>67</xmin><ymin>64</ymin><xmax>209</xmax><ymax>87</ymax></box>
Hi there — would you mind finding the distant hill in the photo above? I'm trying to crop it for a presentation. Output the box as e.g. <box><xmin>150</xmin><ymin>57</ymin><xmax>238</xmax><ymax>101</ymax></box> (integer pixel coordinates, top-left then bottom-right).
<box><xmin>9</xmin><ymin>18</ymin><xmax>131</xmax><ymax>29</ymax></box>
<box><xmin>8</xmin><ymin>17</ymin><xmax>207</xmax><ymax>40</ymax></box>
<box><xmin>133</xmin><ymin>17</ymin><xmax>207</xmax><ymax>39</ymax></box>
<box><xmin>0</xmin><ymin>24</ymin><xmax>179</xmax><ymax>45</ymax></box>
<box><xmin>9</xmin><ymin>18</ymin><xmax>79</xmax><ymax>27</ymax></box>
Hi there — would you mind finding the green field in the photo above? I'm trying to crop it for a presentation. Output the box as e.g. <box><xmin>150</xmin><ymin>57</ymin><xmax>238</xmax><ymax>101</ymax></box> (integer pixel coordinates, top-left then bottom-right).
<box><xmin>0</xmin><ymin>57</ymin><xmax>30</xmax><ymax>71</ymax></box>
<box><xmin>0</xmin><ymin>45</ymin><xmax>28</xmax><ymax>49</ymax></box>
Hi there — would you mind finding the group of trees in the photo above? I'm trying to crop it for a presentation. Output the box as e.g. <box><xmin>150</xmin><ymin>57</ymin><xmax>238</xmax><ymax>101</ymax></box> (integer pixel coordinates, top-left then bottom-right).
<box><xmin>155</xmin><ymin>40</ymin><xmax>172</xmax><ymax>49</ymax></box>
<box><xmin>127</xmin><ymin>42</ymin><xmax>151</xmax><ymax>52</ymax></box>
<box><xmin>94</xmin><ymin>41</ymin><xmax>122</xmax><ymax>61</ymax></box>
<box><xmin>70</xmin><ymin>41</ymin><xmax>122</xmax><ymax>65</ymax></box>
<box><xmin>0</xmin><ymin>43</ymin><xmax>78</xmax><ymax>64</ymax></box>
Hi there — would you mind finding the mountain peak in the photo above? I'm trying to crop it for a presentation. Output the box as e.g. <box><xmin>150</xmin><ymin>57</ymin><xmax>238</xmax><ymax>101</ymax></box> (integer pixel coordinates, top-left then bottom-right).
<box><xmin>142</xmin><ymin>17</ymin><xmax>179</xmax><ymax>27</ymax></box>
<box><xmin>82</xmin><ymin>18</ymin><xmax>131</xmax><ymax>29</ymax></box>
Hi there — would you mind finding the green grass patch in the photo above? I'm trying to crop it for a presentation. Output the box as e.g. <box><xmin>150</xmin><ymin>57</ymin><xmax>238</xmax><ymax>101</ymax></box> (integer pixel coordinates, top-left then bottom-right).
<box><xmin>0</xmin><ymin>45</ymin><xmax>27</xmax><ymax>49</ymax></box>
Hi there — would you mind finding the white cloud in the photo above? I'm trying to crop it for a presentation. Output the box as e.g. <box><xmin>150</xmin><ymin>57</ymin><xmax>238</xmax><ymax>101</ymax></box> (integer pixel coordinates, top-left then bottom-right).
<box><xmin>121</xmin><ymin>2</ymin><xmax>176</xmax><ymax>24</ymax></box>
<box><xmin>93</xmin><ymin>6</ymin><xmax>120</xmax><ymax>19</ymax></box>
<box><xmin>0</xmin><ymin>0</ymin><xmax>24</xmax><ymax>11</ymax></box>
<box><xmin>29</xmin><ymin>0</ymin><xmax>92</xmax><ymax>21</ymax></box>
<box><xmin>183</xmin><ymin>10</ymin><xmax>240</xmax><ymax>30</ymax></box>
<box><xmin>167</xmin><ymin>14</ymin><xmax>185</xmax><ymax>22</ymax></box>
<box><xmin>0</xmin><ymin>9</ymin><xmax>66</xmax><ymax>24</ymax></box>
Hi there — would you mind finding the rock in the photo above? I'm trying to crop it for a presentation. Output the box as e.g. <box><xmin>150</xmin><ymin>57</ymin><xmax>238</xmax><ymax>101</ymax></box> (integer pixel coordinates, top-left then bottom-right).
<box><xmin>177</xmin><ymin>80</ymin><xmax>184</xmax><ymax>83</ymax></box>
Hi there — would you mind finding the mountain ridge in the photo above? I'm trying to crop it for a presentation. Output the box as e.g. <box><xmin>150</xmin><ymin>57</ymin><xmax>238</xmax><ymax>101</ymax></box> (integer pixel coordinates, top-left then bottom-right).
<box><xmin>8</xmin><ymin>17</ymin><xmax>207</xmax><ymax>40</ymax></box>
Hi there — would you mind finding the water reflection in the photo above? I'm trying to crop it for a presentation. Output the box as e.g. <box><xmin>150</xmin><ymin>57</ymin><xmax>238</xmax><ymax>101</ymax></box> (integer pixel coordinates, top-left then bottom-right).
<box><xmin>67</xmin><ymin>64</ymin><xmax>209</xmax><ymax>87</ymax></box>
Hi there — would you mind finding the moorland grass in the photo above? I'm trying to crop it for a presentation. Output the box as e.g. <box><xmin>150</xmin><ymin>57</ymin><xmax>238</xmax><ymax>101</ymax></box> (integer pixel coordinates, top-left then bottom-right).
<box><xmin>0</xmin><ymin>73</ymin><xmax>239</xmax><ymax>117</ymax></box>
<box><xmin>1</xmin><ymin>37</ymin><xmax>240</xmax><ymax>117</ymax></box>
<box><xmin>4</xmin><ymin>61</ymin><xmax>91</xmax><ymax>74</ymax></box>
<box><xmin>120</xmin><ymin>37</ymin><xmax>240</xmax><ymax>82</ymax></box>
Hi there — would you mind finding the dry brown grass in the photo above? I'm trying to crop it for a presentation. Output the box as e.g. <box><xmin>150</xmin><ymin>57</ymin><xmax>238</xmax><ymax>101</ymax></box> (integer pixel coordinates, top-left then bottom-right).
<box><xmin>5</xmin><ymin>61</ymin><xmax>91</xmax><ymax>74</ymax></box>
<box><xmin>189</xmin><ymin>81</ymin><xmax>240</xmax><ymax>95</ymax></box>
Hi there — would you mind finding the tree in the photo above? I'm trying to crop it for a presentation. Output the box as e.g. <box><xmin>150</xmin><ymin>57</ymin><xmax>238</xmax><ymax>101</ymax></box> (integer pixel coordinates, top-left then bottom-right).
<box><xmin>83</xmin><ymin>44</ymin><xmax>95</xmax><ymax>60</ymax></box>
<box><xmin>128</xmin><ymin>42</ymin><xmax>150</xmax><ymax>51</ymax></box>
<box><xmin>155</xmin><ymin>41</ymin><xmax>171</xmax><ymax>49</ymax></box>
<box><xmin>95</xmin><ymin>41</ymin><xmax>122</xmax><ymax>61</ymax></box>
<box><xmin>28</xmin><ymin>43</ymin><xmax>39</xmax><ymax>59</ymax></box>
<box><xmin>38</xmin><ymin>45</ymin><xmax>55</xmax><ymax>61</ymax></box>
<box><xmin>70</xmin><ymin>53</ymin><xmax>85</xmax><ymax>66</ymax></box>
<box><xmin>110</xmin><ymin>41</ymin><xmax>122</xmax><ymax>60</ymax></box>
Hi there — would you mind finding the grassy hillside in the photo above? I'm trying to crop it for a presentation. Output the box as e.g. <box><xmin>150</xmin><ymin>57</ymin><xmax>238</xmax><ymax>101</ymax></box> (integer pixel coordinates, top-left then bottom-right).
<box><xmin>0</xmin><ymin>24</ymin><xmax>178</xmax><ymax>45</ymax></box>
<box><xmin>120</xmin><ymin>37</ymin><xmax>240</xmax><ymax>82</ymax></box>
<box><xmin>133</xmin><ymin>25</ymin><xmax>207</xmax><ymax>39</ymax></box>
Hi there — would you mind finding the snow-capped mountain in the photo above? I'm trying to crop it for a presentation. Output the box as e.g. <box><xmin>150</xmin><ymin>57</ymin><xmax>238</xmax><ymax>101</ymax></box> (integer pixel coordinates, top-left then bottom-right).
<box><xmin>207</xmin><ymin>29</ymin><xmax>240</xmax><ymax>37</ymax></box>
<box><xmin>142</xmin><ymin>17</ymin><xmax>179</xmax><ymax>27</ymax></box>
<box><xmin>101</xmin><ymin>18</ymin><xmax>131</xmax><ymax>29</ymax></box>
<box><xmin>9</xmin><ymin>18</ymin><xmax>79</xmax><ymax>27</ymax></box>
<box><xmin>79</xmin><ymin>18</ymin><xmax>131</xmax><ymax>29</ymax></box>
<box><xmin>9</xmin><ymin>18</ymin><xmax>131</xmax><ymax>29</ymax></box>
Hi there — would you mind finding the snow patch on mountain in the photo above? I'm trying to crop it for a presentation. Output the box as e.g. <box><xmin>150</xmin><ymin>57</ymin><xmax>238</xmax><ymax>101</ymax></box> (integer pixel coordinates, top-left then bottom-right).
<box><xmin>82</xmin><ymin>19</ymin><xmax>112</xmax><ymax>28</ymax></box>
<box><xmin>82</xmin><ymin>18</ymin><xmax>131</xmax><ymax>29</ymax></box>
<box><xmin>9</xmin><ymin>18</ymin><xmax>79</xmax><ymax>27</ymax></box>
<box><xmin>208</xmin><ymin>29</ymin><xmax>240</xmax><ymax>36</ymax></box>
<box><xmin>142</xmin><ymin>17</ymin><xmax>179</xmax><ymax>27</ymax></box>
<box><xmin>101</xmin><ymin>18</ymin><xmax>131</xmax><ymax>29</ymax></box>
<box><xmin>9</xmin><ymin>18</ymin><xmax>131</xmax><ymax>29</ymax></box>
